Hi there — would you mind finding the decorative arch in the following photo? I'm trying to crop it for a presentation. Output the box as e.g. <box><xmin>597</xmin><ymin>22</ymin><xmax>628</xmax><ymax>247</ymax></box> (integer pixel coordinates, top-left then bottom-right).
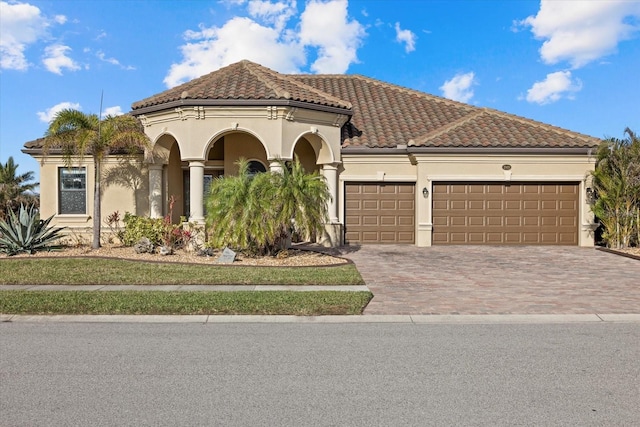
<box><xmin>202</xmin><ymin>127</ymin><xmax>271</xmax><ymax>161</ymax></box>
<box><xmin>290</xmin><ymin>131</ymin><xmax>336</xmax><ymax>166</ymax></box>
<box><xmin>151</xmin><ymin>133</ymin><xmax>179</xmax><ymax>164</ymax></box>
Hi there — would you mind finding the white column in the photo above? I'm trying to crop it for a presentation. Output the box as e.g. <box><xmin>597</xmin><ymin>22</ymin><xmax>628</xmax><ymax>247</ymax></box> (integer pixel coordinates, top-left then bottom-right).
<box><xmin>189</xmin><ymin>161</ymin><xmax>205</xmax><ymax>223</ymax></box>
<box><xmin>148</xmin><ymin>164</ymin><xmax>163</xmax><ymax>218</ymax></box>
<box><xmin>322</xmin><ymin>163</ymin><xmax>339</xmax><ymax>222</ymax></box>
<box><xmin>269</xmin><ymin>159</ymin><xmax>284</xmax><ymax>174</ymax></box>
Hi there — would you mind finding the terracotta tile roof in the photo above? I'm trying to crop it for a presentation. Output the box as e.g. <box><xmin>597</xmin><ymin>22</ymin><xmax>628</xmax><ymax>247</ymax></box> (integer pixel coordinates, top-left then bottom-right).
<box><xmin>292</xmin><ymin>74</ymin><xmax>601</xmax><ymax>149</ymax></box>
<box><xmin>131</xmin><ymin>60</ymin><xmax>352</xmax><ymax>111</ymax></box>
<box><xmin>128</xmin><ymin>59</ymin><xmax>601</xmax><ymax>150</ymax></box>
<box><xmin>408</xmin><ymin>109</ymin><xmax>600</xmax><ymax>148</ymax></box>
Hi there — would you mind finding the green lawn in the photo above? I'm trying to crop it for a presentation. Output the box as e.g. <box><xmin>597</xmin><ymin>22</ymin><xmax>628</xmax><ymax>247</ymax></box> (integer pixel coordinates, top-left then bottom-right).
<box><xmin>0</xmin><ymin>258</ymin><xmax>364</xmax><ymax>286</ymax></box>
<box><xmin>0</xmin><ymin>291</ymin><xmax>373</xmax><ymax>315</ymax></box>
<box><xmin>0</xmin><ymin>257</ymin><xmax>370</xmax><ymax>315</ymax></box>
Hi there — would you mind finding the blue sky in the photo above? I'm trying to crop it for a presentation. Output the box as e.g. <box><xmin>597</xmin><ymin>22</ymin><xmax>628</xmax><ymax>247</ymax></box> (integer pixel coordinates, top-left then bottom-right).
<box><xmin>1</xmin><ymin>0</ymin><xmax>639</xmax><ymax>183</ymax></box>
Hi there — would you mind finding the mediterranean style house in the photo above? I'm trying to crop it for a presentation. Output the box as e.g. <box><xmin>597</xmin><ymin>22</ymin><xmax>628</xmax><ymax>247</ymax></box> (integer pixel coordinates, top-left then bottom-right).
<box><xmin>24</xmin><ymin>60</ymin><xmax>601</xmax><ymax>247</ymax></box>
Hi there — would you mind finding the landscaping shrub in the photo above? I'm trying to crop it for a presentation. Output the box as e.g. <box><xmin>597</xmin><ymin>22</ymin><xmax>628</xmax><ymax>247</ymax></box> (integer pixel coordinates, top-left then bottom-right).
<box><xmin>0</xmin><ymin>203</ymin><xmax>65</xmax><ymax>255</ymax></box>
<box><xmin>121</xmin><ymin>212</ymin><xmax>192</xmax><ymax>250</ymax></box>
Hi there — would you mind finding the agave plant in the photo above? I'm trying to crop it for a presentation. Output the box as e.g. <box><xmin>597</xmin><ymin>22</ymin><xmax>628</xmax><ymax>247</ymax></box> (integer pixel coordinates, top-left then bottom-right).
<box><xmin>0</xmin><ymin>204</ymin><xmax>66</xmax><ymax>255</ymax></box>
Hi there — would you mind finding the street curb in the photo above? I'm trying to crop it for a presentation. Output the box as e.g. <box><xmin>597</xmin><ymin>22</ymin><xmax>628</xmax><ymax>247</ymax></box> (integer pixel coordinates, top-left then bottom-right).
<box><xmin>2</xmin><ymin>313</ymin><xmax>639</xmax><ymax>324</ymax></box>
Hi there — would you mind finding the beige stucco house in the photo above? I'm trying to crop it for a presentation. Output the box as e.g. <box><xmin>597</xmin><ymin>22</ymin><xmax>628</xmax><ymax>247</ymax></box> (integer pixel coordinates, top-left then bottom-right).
<box><xmin>24</xmin><ymin>60</ymin><xmax>601</xmax><ymax>247</ymax></box>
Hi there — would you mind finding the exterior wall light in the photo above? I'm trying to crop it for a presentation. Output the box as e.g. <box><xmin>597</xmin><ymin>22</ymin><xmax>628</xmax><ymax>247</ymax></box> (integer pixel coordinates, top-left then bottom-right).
<box><xmin>422</xmin><ymin>187</ymin><xmax>429</xmax><ymax>198</ymax></box>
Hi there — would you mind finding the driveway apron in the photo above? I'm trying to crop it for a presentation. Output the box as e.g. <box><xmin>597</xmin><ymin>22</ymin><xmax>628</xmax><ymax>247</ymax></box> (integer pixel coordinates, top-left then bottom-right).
<box><xmin>340</xmin><ymin>246</ymin><xmax>640</xmax><ymax>315</ymax></box>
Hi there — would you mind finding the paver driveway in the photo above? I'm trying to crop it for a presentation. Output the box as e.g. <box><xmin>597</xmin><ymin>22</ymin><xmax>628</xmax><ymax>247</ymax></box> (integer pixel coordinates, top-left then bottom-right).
<box><xmin>340</xmin><ymin>246</ymin><xmax>640</xmax><ymax>315</ymax></box>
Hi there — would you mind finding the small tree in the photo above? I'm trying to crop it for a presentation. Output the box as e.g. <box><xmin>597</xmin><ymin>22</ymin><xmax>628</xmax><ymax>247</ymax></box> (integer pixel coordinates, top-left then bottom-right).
<box><xmin>0</xmin><ymin>157</ymin><xmax>39</xmax><ymax>221</ymax></box>
<box><xmin>206</xmin><ymin>158</ymin><xmax>331</xmax><ymax>255</ymax></box>
<box><xmin>42</xmin><ymin>109</ymin><xmax>151</xmax><ymax>249</ymax></box>
<box><xmin>589</xmin><ymin>127</ymin><xmax>640</xmax><ymax>248</ymax></box>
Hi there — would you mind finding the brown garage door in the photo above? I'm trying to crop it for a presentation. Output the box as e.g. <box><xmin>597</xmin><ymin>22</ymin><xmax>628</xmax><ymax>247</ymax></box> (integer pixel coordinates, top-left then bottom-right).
<box><xmin>345</xmin><ymin>183</ymin><xmax>415</xmax><ymax>244</ymax></box>
<box><xmin>432</xmin><ymin>182</ymin><xmax>578</xmax><ymax>245</ymax></box>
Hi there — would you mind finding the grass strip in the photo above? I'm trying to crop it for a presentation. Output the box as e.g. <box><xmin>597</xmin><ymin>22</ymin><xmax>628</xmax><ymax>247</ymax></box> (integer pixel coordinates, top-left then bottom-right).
<box><xmin>0</xmin><ymin>258</ymin><xmax>364</xmax><ymax>286</ymax></box>
<box><xmin>0</xmin><ymin>291</ymin><xmax>373</xmax><ymax>315</ymax></box>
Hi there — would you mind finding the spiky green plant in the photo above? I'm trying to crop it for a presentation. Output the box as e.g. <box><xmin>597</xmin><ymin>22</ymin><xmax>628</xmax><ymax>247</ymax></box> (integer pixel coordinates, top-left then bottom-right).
<box><xmin>0</xmin><ymin>204</ymin><xmax>66</xmax><ymax>255</ymax></box>
<box><xmin>205</xmin><ymin>158</ymin><xmax>330</xmax><ymax>255</ymax></box>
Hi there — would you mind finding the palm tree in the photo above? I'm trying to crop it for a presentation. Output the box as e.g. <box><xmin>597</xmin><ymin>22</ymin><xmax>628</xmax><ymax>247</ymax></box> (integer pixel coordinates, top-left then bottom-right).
<box><xmin>0</xmin><ymin>156</ymin><xmax>39</xmax><ymax>220</ymax></box>
<box><xmin>590</xmin><ymin>127</ymin><xmax>640</xmax><ymax>248</ymax></box>
<box><xmin>42</xmin><ymin>109</ymin><xmax>151</xmax><ymax>249</ymax></box>
<box><xmin>206</xmin><ymin>158</ymin><xmax>330</xmax><ymax>255</ymax></box>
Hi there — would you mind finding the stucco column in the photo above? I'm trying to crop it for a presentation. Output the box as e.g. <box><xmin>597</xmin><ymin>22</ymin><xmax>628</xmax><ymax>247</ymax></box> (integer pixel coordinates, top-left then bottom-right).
<box><xmin>189</xmin><ymin>161</ymin><xmax>205</xmax><ymax>223</ymax></box>
<box><xmin>322</xmin><ymin>163</ymin><xmax>339</xmax><ymax>223</ymax></box>
<box><xmin>148</xmin><ymin>164</ymin><xmax>163</xmax><ymax>219</ymax></box>
<box><xmin>269</xmin><ymin>159</ymin><xmax>284</xmax><ymax>174</ymax></box>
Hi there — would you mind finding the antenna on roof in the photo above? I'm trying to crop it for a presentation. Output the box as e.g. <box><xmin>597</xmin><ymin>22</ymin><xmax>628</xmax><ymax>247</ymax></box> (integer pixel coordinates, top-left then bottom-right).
<box><xmin>98</xmin><ymin>90</ymin><xmax>103</xmax><ymax>140</ymax></box>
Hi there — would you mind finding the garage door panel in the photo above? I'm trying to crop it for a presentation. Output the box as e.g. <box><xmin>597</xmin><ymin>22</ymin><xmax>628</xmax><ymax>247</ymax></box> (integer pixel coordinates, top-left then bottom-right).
<box><xmin>398</xmin><ymin>200</ymin><xmax>414</xmax><ymax>210</ymax></box>
<box><xmin>398</xmin><ymin>216</ymin><xmax>414</xmax><ymax>226</ymax></box>
<box><xmin>469</xmin><ymin>216</ymin><xmax>484</xmax><ymax>226</ymax></box>
<box><xmin>505</xmin><ymin>200</ymin><xmax>521</xmax><ymax>210</ymax></box>
<box><xmin>523</xmin><ymin>233</ymin><xmax>540</xmax><ymax>243</ymax></box>
<box><xmin>486</xmin><ymin>216</ymin><xmax>502</xmax><ymax>226</ymax></box>
<box><xmin>451</xmin><ymin>200</ymin><xmax>466</xmax><ymax>210</ymax></box>
<box><xmin>487</xmin><ymin>200</ymin><xmax>502</xmax><ymax>210</ymax></box>
<box><xmin>559</xmin><ymin>200</ymin><xmax>576</xmax><ymax>210</ymax></box>
<box><xmin>380</xmin><ymin>216</ymin><xmax>397</xmax><ymax>226</ymax></box>
<box><xmin>345</xmin><ymin>183</ymin><xmax>415</xmax><ymax>244</ymax></box>
<box><xmin>362</xmin><ymin>216</ymin><xmax>379</xmax><ymax>225</ymax></box>
<box><xmin>505</xmin><ymin>216</ymin><xmax>520</xmax><ymax>226</ymax></box>
<box><xmin>433</xmin><ymin>182</ymin><xmax>578</xmax><ymax>245</ymax></box>
<box><xmin>468</xmin><ymin>200</ymin><xmax>484</xmax><ymax>210</ymax></box>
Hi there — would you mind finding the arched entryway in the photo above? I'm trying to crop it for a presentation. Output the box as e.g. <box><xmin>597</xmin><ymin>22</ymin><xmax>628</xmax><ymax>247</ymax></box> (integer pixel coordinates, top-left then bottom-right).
<box><xmin>149</xmin><ymin>134</ymin><xmax>184</xmax><ymax>223</ymax></box>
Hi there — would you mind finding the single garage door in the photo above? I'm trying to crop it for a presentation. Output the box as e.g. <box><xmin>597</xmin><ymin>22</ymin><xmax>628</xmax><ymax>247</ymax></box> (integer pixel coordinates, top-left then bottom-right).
<box><xmin>432</xmin><ymin>182</ymin><xmax>578</xmax><ymax>245</ymax></box>
<box><xmin>345</xmin><ymin>183</ymin><xmax>415</xmax><ymax>244</ymax></box>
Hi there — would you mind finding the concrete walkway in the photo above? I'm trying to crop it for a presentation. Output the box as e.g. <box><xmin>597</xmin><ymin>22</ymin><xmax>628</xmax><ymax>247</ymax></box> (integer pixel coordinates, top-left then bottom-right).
<box><xmin>339</xmin><ymin>245</ymin><xmax>640</xmax><ymax>315</ymax></box>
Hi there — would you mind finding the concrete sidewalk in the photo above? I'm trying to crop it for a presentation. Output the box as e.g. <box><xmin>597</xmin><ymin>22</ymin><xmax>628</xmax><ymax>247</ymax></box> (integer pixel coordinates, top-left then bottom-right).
<box><xmin>2</xmin><ymin>313</ymin><xmax>639</xmax><ymax>324</ymax></box>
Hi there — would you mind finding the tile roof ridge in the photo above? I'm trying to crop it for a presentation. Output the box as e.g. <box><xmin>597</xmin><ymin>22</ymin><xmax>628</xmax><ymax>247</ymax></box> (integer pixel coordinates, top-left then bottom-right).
<box><xmin>242</xmin><ymin>60</ymin><xmax>292</xmax><ymax>99</ymax></box>
<box><xmin>246</xmin><ymin>62</ymin><xmax>352</xmax><ymax>109</ymax></box>
<box><xmin>480</xmin><ymin>107</ymin><xmax>601</xmax><ymax>142</ymax></box>
<box><xmin>409</xmin><ymin>109</ymin><xmax>485</xmax><ymax>146</ymax></box>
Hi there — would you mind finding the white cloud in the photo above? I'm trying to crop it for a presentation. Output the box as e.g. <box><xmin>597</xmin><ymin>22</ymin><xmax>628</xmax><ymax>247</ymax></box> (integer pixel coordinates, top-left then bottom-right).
<box><xmin>394</xmin><ymin>22</ymin><xmax>416</xmax><ymax>53</ymax></box>
<box><xmin>42</xmin><ymin>44</ymin><xmax>80</xmax><ymax>74</ymax></box>
<box><xmin>164</xmin><ymin>0</ymin><xmax>366</xmax><ymax>87</ymax></box>
<box><xmin>102</xmin><ymin>106</ymin><xmax>124</xmax><ymax>117</ymax></box>
<box><xmin>299</xmin><ymin>0</ymin><xmax>366</xmax><ymax>73</ymax></box>
<box><xmin>519</xmin><ymin>0</ymin><xmax>640</xmax><ymax>68</ymax></box>
<box><xmin>525</xmin><ymin>70</ymin><xmax>582</xmax><ymax>104</ymax></box>
<box><xmin>164</xmin><ymin>17</ymin><xmax>305</xmax><ymax>87</ymax></box>
<box><xmin>96</xmin><ymin>50</ymin><xmax>135</xmax><ymax>70</ymax></box>
<box><xmin>54</xmin><ymin>14</ymin><xmax>66</xmax><ymax>24</ymax></box>
<box><xmin>37</xmin><ymin>101</ymin><xmax>82</xmax><ymax>123</ymax></box>
<box><xmin>247</xmin><ymin>0</ymin><xmax>296</xmax><ymax>30</ymax></box>
<box><xmin>440</xmin><ymin>72</ymin><xmax>476</xmax><ymax>103</ymax></box>
<box><xmin>0</xmin><ymin>0</ymin><xmax>48</xmax><ymax>70</ymax></box>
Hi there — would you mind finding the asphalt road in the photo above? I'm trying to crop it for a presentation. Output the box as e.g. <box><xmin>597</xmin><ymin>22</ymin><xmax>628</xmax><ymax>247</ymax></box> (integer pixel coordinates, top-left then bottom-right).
<box><xmin>1</xmin><ymin>322</ymin><xmax>638</xmax><ymax>426</ymax></box>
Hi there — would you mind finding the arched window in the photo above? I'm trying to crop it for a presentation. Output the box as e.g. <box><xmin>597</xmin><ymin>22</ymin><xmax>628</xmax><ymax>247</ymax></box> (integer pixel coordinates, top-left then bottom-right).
<box><xmin>247</xmin><ymin>160</ymin><xmax>267</xmax><ymax>175</ymax></box>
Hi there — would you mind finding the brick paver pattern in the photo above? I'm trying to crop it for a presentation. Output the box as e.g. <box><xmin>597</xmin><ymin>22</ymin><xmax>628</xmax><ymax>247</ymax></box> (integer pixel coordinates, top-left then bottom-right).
<box><xmin>340</xmin><ymin>246</ymin><xmax>640</xmax><ymax>315</ymax></box>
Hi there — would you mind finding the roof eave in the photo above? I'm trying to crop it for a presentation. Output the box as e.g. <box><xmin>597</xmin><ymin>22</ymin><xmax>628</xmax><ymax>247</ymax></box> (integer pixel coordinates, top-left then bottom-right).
<box><xmin>407</xmin><ymin>147</ymin><xmax>597</xmax><ymax>155</ymax></box>
<box><xmin>130</xmin><ymin>98</ymin><xmax>353</xmax><ymax>116</ymax></box>
<box><xmin>341</xmin><ymin>146</ymin><xmax>597</xmax><ymax>155</ymax></box>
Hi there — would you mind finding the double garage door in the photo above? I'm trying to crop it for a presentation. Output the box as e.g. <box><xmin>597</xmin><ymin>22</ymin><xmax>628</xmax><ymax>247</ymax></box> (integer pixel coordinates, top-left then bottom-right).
<box><xmin>345</xmin><ymin>182</ymin><xmax>579</xmax><ymax>245</ymax></box>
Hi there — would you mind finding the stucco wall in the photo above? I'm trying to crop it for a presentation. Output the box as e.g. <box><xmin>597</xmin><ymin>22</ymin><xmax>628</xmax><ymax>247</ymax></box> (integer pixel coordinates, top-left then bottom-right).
<box><xmin>35</xmin><ymin>155</ymin><xmax>146</xmax><ymax>242</ymax></box>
